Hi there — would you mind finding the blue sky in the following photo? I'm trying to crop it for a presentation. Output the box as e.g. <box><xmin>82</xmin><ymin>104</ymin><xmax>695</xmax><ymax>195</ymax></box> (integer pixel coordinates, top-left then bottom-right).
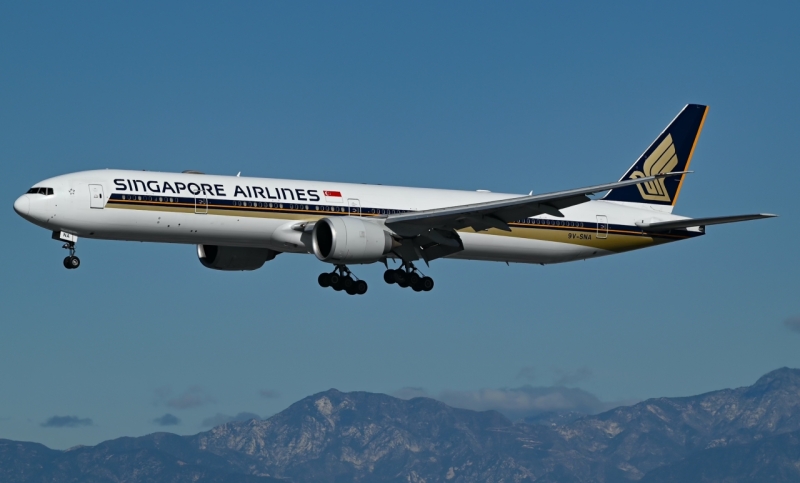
<box><xmin>1</xmin><ymin>2</ymin><xmax>798</xmax><ymax>449</ymax></box>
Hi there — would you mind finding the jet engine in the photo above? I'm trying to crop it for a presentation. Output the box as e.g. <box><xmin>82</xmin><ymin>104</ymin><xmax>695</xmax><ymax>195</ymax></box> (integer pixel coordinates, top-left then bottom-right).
<box><xmin>312</xmin><ymin>217</ymin><xmax>394</xmax><ymax>264</ymax></box>
<box><xmin>197</xmin><ymin>245</ymin><xmax>279</xmax><ymax>271</ymax></box>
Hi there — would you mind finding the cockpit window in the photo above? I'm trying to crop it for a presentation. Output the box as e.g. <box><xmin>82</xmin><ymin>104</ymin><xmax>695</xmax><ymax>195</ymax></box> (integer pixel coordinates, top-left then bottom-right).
<box><xmin>27</xmin><ymin>187</ymin><xmax>54</xmax><ymax>195</ymax></box>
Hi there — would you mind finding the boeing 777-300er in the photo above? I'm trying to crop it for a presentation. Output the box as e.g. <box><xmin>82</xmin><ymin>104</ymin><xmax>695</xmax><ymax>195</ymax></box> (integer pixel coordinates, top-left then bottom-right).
<box><xmin>13</xmin><ymin>104</ymin><xmax>775</xmax><ymax>295</ymax></box>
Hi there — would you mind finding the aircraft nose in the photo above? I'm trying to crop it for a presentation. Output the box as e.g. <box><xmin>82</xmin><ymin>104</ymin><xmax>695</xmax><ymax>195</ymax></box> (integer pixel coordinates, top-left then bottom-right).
<box><xmin>13</xmin><ymin>195</ymin><xmax>30</xmax><ymax>216</ymax></box>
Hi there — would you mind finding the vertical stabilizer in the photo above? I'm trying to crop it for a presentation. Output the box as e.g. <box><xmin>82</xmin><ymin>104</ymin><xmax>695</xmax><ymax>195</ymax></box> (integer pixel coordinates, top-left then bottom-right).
<box><xmin>603</xmin><ymin>104</ymin><xmax>708</xmax><ymax>212</ymax></box>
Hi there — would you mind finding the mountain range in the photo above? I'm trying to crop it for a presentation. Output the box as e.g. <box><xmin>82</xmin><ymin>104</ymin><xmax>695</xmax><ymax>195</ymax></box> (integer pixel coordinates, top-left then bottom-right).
<box><xmin>2</xmin><ymin>368</ymin><xmax>800</xmax><ymax>482</ymax></box>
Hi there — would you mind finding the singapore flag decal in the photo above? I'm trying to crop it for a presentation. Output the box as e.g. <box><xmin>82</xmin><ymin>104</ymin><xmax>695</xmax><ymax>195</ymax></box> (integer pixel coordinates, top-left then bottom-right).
<box><xmin>323</xmin><ymin>190</ymin><xmax>343</xmax><ymax>203</ymax></box>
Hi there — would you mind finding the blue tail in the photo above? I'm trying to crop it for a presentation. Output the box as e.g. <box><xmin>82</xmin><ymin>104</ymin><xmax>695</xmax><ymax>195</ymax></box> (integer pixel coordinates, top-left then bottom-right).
<box><xmin>603</xmin><ymin>104</ymin><xmax>709</xmax><ymax>211</ymax></box>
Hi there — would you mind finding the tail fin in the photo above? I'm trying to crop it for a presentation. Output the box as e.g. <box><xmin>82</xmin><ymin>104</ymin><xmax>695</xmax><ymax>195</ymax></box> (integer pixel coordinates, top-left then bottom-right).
<box><xmin>603</xmin><ymin>104</ymin><xmax>709</xmax><ymax>212</ymax></box>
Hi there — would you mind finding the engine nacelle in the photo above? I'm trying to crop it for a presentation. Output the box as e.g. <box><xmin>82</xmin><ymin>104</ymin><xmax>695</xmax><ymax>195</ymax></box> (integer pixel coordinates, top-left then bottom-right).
<box><xmin>197</xmin><ymin>245</ymin><xmax>279</xmax><ymax>271</ymax></box>
<box><xmin>312</xmin><ymin>217</ymin><xmax>393</xmax><ymax>264</ymax></box>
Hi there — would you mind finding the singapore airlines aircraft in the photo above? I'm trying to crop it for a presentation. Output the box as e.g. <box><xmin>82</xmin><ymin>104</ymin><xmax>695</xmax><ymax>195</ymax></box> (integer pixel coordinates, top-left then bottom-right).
<box><xmin>13</xmin><ymin>104</ymin><xmax>775</xmax><ymax>295</ymax></box>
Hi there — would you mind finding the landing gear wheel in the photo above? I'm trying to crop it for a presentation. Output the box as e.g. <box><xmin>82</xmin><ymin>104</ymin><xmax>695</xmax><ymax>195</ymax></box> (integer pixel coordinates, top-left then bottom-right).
<box><xmin>325</xmin><ymin>265</ymin><xmax>367</xmax><ymax>295</ymax></box>
<box><xmin>61</xmin><ymin>241</ymin><xmax>79</xmax><ymax>269</ymax></box>
<box><xmin>342</xmin><ymin>276</ymin><xmax>355</xmax><ymax>291</ymax></box>
<box><xmin>390</xmin><ymin>262</ymin><xmax>433</xmax><ymax>292</ymax></box>
<box><xmin>331</xmin><ymin>273</ymin><xmax>344</xmax><ymax>291</ymax></box>
<box><xmin>63</xmin><ymin>256</ymin><xmax>80</xmax><ymax>269</ymax></box>
<box><xmin>343</xmin><ymin>276</ymin><xmax>358</xmax><ymax>295</ymax></box>
<box><xmin>393</xmin><ymin>270</ymin><xmax>408</xmax><ymax>285</ymax></box>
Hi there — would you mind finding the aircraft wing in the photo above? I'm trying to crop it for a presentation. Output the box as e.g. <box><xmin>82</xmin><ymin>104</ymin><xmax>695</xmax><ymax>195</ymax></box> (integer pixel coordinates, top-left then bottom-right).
<box><xmin>385</xmin><ymin>172</ymin><xmax>686</xmax><ymax>237</ymax></box>
<box><xmin>383</xmin><ymin>172</ymin><xmax>687</xmax><ymax>263</ymax></box>
<box><xmin>636</xmin><ymin>213</ymin><xmax>777</xmax><ymax>232</ymax></box>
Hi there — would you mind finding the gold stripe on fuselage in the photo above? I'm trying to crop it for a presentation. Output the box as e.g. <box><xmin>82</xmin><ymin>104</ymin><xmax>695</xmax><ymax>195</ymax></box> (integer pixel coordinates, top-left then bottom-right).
<box><xmin>486</xmin><ymin>224</ymin><xmax>673</xmax><ymax>253</ymax></box>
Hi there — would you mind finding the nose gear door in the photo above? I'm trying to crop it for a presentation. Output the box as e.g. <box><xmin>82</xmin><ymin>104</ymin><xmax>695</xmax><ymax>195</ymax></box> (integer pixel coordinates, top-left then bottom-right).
<box><xmin>89</xmin><ymin>184</ymin><xmax>105</xmax><ymax>209</ymax></box>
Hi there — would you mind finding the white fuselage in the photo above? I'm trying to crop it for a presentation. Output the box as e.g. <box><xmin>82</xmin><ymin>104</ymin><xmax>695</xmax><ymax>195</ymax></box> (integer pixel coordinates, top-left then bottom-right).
<box><xmin>14</xmin><ymin>170</ymin><xmax>700</xmax><ymax>265</ymax></box>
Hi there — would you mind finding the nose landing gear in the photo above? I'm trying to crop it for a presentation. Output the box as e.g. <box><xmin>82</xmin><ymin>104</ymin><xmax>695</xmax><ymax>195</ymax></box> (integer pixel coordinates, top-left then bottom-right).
<box><xmin>318</xmin><ymin>265</ymin><xmax>367</xmax><ymax>295</ymax></box>
<box><xmin>383</xmin><ymin>262</ymin><xmax>433</xmax><ymax>292</ymax></box>
<box><xmin>62</xmin><ymin>242</ymin><xmax>80</xmax><ymax>269</ymax></box>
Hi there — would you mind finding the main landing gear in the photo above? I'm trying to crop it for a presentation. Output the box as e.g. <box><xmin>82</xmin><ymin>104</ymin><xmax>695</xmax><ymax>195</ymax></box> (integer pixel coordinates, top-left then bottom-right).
<box><xmin>383</xmin><ymin>263</ymin><xmax>434</xmax><ymax>292</ymax></box>
<box><xmin>62</xmin><ymin>241</ymin><xmax>80</xmax><ymax>270</ymax></box>
<box><xmin>317</xmin><ymin>265</ymin><xmax>368</xmax><ymax>296</ymax></box>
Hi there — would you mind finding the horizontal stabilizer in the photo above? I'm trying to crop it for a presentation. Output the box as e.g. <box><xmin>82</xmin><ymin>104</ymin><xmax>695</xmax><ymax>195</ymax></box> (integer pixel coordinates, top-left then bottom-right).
<box><xmin>637</xmin><ymin>213</ymin><xmax>777</xmax><ymax>231</ymax></box>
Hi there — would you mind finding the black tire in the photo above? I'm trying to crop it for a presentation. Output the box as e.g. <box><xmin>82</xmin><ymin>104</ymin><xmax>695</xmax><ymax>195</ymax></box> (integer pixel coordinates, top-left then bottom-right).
<box><xmin>383</xmin><ymin>269</ymin><xmax>396</xmax><ymax>284</ymax></box>
<box><xmin>345</xmin><ymin>284</ymin><xmax>358</xmax><ymax>295</ymax></box>
<box><xmin>342</xmin><ymin>276</ymin><xmax>355</xmax><ymax>290</ymax></box>
<box><xmin>408</xmin><ymin>272</ymin><xmax>421</xmax><ymax>286</ymax></box>
<box><xmin>397</xmin><ymin>279</ymin><xmax>409</xmax><ymax>288</ymax></box>
<box><xmin>422</xmin><ymin>276</ymin><xmax>434</xmax><ymax>291</ymax></box>
<box><xmin>393</xmin><ymin>270</ymin><xmax>407</xmax><ymax>285</ymax></box>
<box><xmin>411</xmin><ymin>280</ymin><xmax>424</xmax><ymax>292</ymax></box>
<box><xmin>355</xmin><ymin>280</ymin><xmax>368</xmax><ymax>295</ymax></box>
<box><xmin>329</xmin><ymin>273</ymin><xmax>341</xmax><ymax>285</ymax></box>
<box><xmin>318</xmin><ymin>273</ymin><xmax>331</xmax><ymax>288</ymax></box>
<box><xmin>71</xmin><ymin>256</ymin><xmax>81</xmax><ymax>269</ymax></box>
<box><xmin>331</xmin><ymin>277</ymin><xmax>344</xmax><ymax>291</ymax></box>
<box><xmin>63</xmin><ymin>257</ymin><xmax>72</xmax><ymax>269</ymax></box>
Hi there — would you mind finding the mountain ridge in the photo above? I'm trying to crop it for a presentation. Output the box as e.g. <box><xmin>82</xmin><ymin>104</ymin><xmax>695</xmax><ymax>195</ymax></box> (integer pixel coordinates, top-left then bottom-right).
<box><xmin>2</xmin><ymin>367</ymin><xmax>799</xmax><ymax>483</ymax></box>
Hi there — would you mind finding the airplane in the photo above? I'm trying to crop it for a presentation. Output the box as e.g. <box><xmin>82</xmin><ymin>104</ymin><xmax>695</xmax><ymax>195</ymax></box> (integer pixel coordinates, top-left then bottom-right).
<box><xmin>13</xmin><ymin>104</ymin><xmax>775</xmax><ymax>295</ymax></box>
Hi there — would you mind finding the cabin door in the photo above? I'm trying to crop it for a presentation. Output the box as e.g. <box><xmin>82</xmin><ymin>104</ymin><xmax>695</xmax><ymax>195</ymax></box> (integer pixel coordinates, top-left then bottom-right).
<box><xmin>596</xmin><ymin>215</ymin><xmax>608</xmax><ymax>239</ymax></box>
<box><xmin>89</xmin><ymin>184</ymin><xmax>105</xmax><ymax>209</ymax></box>
<box><xmin>195</xmin><ymin>197</ymin><xmax>208</xmax><ymax>214</ymax></box>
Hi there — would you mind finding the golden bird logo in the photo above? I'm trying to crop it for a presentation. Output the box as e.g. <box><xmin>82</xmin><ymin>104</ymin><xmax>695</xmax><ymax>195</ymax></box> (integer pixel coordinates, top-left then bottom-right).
<box><xmin>629</xmin><ymin>134</ymin><xmax>678</xmax><ymax>202</ymax></box>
